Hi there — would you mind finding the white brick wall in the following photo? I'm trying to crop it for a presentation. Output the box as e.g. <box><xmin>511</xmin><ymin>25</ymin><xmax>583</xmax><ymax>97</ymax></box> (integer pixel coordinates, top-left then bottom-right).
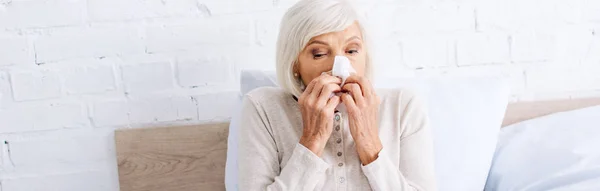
<box><xmin>456</xmin><ymin>32</ymin><xmax>510</xmax><ymax>66</ymax></box>
<box><xmin>0</xmin><ymin>0</ymin><xmax>599</xmax><ymax>190</ymax></box>
<box><xmin>87</xmin><ymin>0</ymin><xmax>206</xmax><ymax>21</ymax></box>
<box><xmin>399</xmin><ymin>35</ymin><xmax>454</xmax><ymax>68</ymax></box>
<box><xmin>10</xmin><ymin>69</ymin><xmax>62</xmax><ymax>101</ymax></box>
<box><xmin>0</xmin><ymin>0</ymin><xmax>86</xmax><ymax>29</ymax></box>
<box><xmin>2</xmin><ymin>171</ymin><xmax>117</xmax><ymax>191</ymax></box>
<box><xmin>0</xmin><ymin>103</ymin><xmax>88</xmax><ymax>133</ymax></box>
<box><xmin>177</xmin><ymin>57</ymin><xmax>234</xmax><ymax>88</ymax></box>
<box><xmin>144</xmin><ymin>16</ymin><xmax>253</xmax><ymax>53</ymax></box>
<box><xmin>62</xmin><ymin>65</ymin><xmax>116</xmax><ymax>95</ymax></box>
<box><xmin>0</xmin><ymin>37</ymin><xmax>32</xmax><ymax>67</ymax></box>
<box><xmin>34</xmin><ymin>26</ymin><xmax>145</xmax><ymax>63</ymax></box>
<box><xmin>121</xmin><ymin>62</ymin><xmax>175</xmax><ymax>94</ymax></box>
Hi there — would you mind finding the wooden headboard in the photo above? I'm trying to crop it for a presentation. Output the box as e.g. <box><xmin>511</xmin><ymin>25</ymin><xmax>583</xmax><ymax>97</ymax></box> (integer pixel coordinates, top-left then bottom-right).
<box><xmin>502</xmin><ymin>98</ymin><xmax>600</xmax><ymax>127</ymax></box>
<box><xmin>116</xmin><ymin>123</ymin><xmax>229</xmax><ymax>191</ymax></box>
<box><xmin>115</xmin><ymin>98</ymin><xmax>600</xmax><ymax>191</ymax></box>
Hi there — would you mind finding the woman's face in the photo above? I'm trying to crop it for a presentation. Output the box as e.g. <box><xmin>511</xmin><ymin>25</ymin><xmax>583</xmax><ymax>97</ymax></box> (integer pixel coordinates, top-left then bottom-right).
<box><xmin>296</xmin><ymin>22</ymin><xmax>367</xmax><ymax>86</ymax></box>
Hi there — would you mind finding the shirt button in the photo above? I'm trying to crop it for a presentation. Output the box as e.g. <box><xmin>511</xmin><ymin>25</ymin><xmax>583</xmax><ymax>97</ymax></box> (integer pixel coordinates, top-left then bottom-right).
<box><xmin>335</xmin><ymin>125</ymin><xmax>340</xmax><ymax>131</ymax></box>
<box><xmin>337</xmin><ymin>152</ymin><xmax>342</xmax><ymax>156</ymax></box>
<box><xmin>339</xmin><ymin>177</ymin><xmax>345</xmax><ymax>183</ymax></box>
<box><xmin>336</xmin><ymin>138</ymin><xmax>342</xmax><ymax>143</ymax></box>
<box><xmin>338</xmin><ymin>163</ymin><xmax>343</xmax><ymax>167</ymax></box>
<box><xmin>334</xmin><ymin>114</ymin><xmax>340</xmax><ymax>121</ymax></box>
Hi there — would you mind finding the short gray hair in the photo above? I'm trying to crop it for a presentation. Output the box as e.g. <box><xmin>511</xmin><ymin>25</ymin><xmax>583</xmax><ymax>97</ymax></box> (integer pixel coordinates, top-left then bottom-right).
<box><xmin>275</xmin><ymin>0</ymin><xmax>373</xmax><ymax>97</ymax></box>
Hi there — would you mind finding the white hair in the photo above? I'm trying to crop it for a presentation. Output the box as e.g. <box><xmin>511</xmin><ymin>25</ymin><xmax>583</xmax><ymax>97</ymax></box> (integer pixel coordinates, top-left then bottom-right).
<box><xmin>275</xmin><ymin>0</ymin><xmax>373</xmax><ymax>97</ymax></box>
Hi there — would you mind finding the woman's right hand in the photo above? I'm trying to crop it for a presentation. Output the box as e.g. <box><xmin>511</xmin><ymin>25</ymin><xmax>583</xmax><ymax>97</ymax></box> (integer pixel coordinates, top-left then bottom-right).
<box><xmin>298</xmin><ymin>74</ymin><xmax>342</xmax><ymax>157</ymax></box>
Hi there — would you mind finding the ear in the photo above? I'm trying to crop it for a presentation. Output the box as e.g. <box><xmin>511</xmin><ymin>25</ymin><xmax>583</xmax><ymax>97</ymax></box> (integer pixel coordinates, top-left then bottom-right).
<box><xmin>292</xmin><ymin>61</ymin><xmax>299</xmax><ymax>75</ymax></box>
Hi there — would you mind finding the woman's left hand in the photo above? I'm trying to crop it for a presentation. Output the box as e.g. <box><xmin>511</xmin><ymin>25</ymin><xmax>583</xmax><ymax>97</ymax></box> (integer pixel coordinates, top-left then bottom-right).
<box><xmin>340</xmin><ymin>74</ymin><xmax>383</xmax><ymax>166</ymax></box>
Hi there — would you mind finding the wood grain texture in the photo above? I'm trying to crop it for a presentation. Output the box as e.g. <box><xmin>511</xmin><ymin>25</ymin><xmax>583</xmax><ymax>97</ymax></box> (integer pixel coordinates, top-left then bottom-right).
<box><xmin>503</xmin><ymin>98</ymin><xmax>600</xmax><ymax>127</ymax></box>
<box><xmin>116</xmin><ymin>123</ymin><xmax>229</xmax><ymax>191</ymax></box>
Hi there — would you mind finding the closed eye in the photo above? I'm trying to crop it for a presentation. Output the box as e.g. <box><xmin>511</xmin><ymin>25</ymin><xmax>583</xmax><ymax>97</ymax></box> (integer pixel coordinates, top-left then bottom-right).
<box><xmin>313</xmin><ymin>53</ymin><xmax>327</xmax><ymax>59</ymax></box>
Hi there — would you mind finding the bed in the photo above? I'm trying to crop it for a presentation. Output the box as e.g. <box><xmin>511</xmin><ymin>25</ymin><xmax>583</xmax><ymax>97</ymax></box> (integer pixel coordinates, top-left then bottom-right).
<box><xmin>114</xmin><ymin>97</ymin><xmax>600</xmax><ymax>191</ymax></box>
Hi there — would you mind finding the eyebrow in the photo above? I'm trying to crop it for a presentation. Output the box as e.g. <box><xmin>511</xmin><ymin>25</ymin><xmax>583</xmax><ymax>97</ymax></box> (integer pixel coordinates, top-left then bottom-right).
<box><xmin>307</xmin><ymin>40</ymin><xmax>329</xmax><ymax>46</ymax></box>
<box><xmin>346</xmin><ymin>36</ymin><xmax>362</xmax><ymax>42</ymax></box>
<box><xmin>307</xmin><ymin>36</ymin><xmax>362</xmax><ymax>46</ymax></box>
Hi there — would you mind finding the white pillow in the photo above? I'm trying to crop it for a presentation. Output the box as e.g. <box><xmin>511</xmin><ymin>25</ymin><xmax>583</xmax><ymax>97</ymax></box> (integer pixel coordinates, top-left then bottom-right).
<box><xmin>226</xmin><ymin>70</ymin><xmax>510</xmax><ymax>191</ymax></box>
<box><xmin>485</xmin><ymin>105</ymin><xmax>600</xmax><ymax>191</ymax></box>
<box><xmin>224</xmin><ymin>97</ymin><xmax>242</xmax><ymax>191</ymax></box>
<box><xmin>378</xmin><ymin>77</ymin><xmax>510</xmax><ymax>190</ymax></box>
<box><xmin>225</xmin><ymin>70</ymin><xmax>278</xmax><ymax>191</ymax></box>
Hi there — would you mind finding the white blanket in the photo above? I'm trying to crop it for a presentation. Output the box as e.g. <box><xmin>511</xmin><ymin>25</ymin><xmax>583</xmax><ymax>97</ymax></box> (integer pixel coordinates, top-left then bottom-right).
<box><xmin>485</xmin><ymin>105</ymin><xmax>600</xmax><ymax>191</ymax></box>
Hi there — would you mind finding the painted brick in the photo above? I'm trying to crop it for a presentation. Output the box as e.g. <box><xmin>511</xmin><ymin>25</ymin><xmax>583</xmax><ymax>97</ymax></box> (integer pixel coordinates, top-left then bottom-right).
<box><xmin>10</xmin><ymin>70</ymin><xmax>61</xmax><ymax>101</ymax></box>
<box><xmin>0</xmin><ymin>37</ymin><xmax>32</xmax><ymax>66</ymax></box>
<box><xmin>2</xmin><ymin>171</ymin><xmax>118</xmax><ymax>191</ymax></box>
<box><xmin>128</xmin><ymin>96</ymin><xmax>198</xmax><ymax>124</ymax></box>
<box><xmin>554</xmin><ymin>27</ymin><xmax>595</xmax><ymax>65</ymax></box>
<box><xmin>399</xmin><ymin>35</ymin><xmax>454</xmax><ymax>68</ymax></box>
<box><xmin>583</xmin><ymin>36</ymin><xmax>600</xmax><ymax>65</ymax></box>
<box><xmin>1</xmin><ymin>140</ymin><xmax>4</xmax><ymax>170</ymax></box>
<box><xmin>474</xmin><ymin>0</ymin><xmax>511</xmax><ymax>31</ymax></box>
<box><xmin>145</xmin><ymin>16</ymin><xmax>252</xmax><ymax>53</ymax></box>
<box><xmin>91</xmin><ymin>99</ymin><xmax>131</xmax><ymax>128</ymax></box>
<box><xmin>393</xmin><ymin>2</ymin><xmax>474</xmax><ymax>33</ymax></box>
<box><xmin>0</xmin><ymin>107</ymin><xmax>31</xmax><ymax>133</ymax></box>
<box><xmin>583</xmin><ymin>0</ymin><xmax>600</xmax><ymax>22</ymax></box>
<box><xmin>176</xmin><ymin>57</ymin><xmax>233</xmax><ymax>88</ymax></box>
<box><xmin>526</xmin><ymin>63</ymin><xmax>600</xmax><ymax>93</ymax></box>
<box><xmin>37</xmin><ymin>103</ymin><xmax>88</xmax><ymax>130</ymax></box>
<box><xmin>8</xmin><ymin>136</ymin><xmax>110</xmax><ymax>168</ymax></box>
<box><xmin>456</xmin><ymin>33</ymin><xmax>510</xmax><ymax>65</ymax></box>
<box><xmin>0</xmin><ymin>0</ymin><xmax>85</xmax><ymax>29</ymax></box>
<box><xmin>555</xmin><ymin>0</ymin><xmax>585</xmax><ymax>24</ymax></box>
<box><xmin>121</xmin><ymin>62</ymin><xmax>174</xmax><ymax>94</ymax></box>
<box><xmin>475</xmin><ymin>0</ymin><xmax>558</xmax><ymax>31</ymax></box>
<box><xmin>63</xmin><ymin>65</ymin><xmax>116</xmax><ymax>95</ymax></box>
<box><xmin>196</xmin><ymin>91</ymin><xmax>239</xmax><ymax>121</ymax></box>
<box><xmin>34</xmin><ymin>27</ymin><xmax>144</xmax><ymax>63</ymax></box>
<box><xmin>510</xmin><ymin>30</ymin><xmax>556</xmax><ymax>62</ymax></box>
<box><xmin>201</xmin><ymin>0</ymin><xmax>273</xmax><ymax>15</ymax></box>
<box><xmin>0</xmin><ymin>103</ymin><xmax>87</xmax><ymax>133</ymax></box>
<box><xmin>254</xmin><ymin>11</ymin><xmax>283</xmax><ymax>47</ymax></box>
<box><xmin>241</xmin><ymin>45</ymin><xmax>278</xmax><ymax>71</ymax></box>
<box><xmin>91</xmin><ymin>96</ymin><xmax>197</xmax><ymax>126</ymax></box>
<box><xmin>87</xmin><ymin>0</ymin><xmax>208</xmax><ymax>21</ymax></box>
<box><xmin>0</xmin><ymin>72</ymin><xmax>12</xmax><ymax>108</ymax></box>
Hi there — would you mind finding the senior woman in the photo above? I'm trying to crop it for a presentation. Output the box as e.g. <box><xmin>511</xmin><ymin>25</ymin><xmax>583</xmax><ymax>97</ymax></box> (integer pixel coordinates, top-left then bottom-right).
<box><xmin>238</xmin><ymin>0</ymin><xmax>436</xmax><ymax>190</ymax></box>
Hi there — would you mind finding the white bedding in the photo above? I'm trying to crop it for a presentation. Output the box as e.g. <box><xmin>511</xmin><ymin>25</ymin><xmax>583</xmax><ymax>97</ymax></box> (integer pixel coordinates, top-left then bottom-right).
<box><xmin>485</xmin><ymin>105</ymin><xmax>600</xmax><ymax>191</ymax></box>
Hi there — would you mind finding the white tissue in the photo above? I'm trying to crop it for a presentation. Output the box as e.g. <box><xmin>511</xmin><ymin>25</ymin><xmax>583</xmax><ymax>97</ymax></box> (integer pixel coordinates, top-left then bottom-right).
<box><xmin>331</xmin><ymin>56</ymin><xmax>355</xmax><ymax>112</ymax></box>
<box><xmin>332</xmin><ymin>56</ymin><xmax>355</xmax><ymax>86</ymax></box>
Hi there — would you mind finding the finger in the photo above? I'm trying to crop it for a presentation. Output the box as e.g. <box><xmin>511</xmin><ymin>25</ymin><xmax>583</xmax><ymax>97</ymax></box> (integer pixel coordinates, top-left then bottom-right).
<box><xmin>304</xmin><ymin>73</ymin><xmax>333</xmax><ymax>95</ymax></box>
<box><xmin>303</xmin><ymin>78</ymin><xmax>318</xmax><ymax>95</ymax></box>
<box><xmin>299</xmin><ymin>81</ymin><xmax>314</xmax><ymax>104</ymax></box>
<box><xmin>340</xmin><ymin>93</ymin><xmax>357</xmax><ymax>111</ymax></box>
<box><xmin>342</xmin><ymin>83</ymin><xmax>365</xmax><ymax>106</ymax></box>
<box><xmin>324</xmin><ymin>95</ymin><xmax>341</xmax><ymax>111</ymax></box>
<box><xmin>317</xmin><ymin>84</ymin><xmax>341</xmax><ymax>104</ymax></box>
<box><xmin>302</xmin><ymin>77</ymin><xmax>322</xmax><ymax>103</ymax></box>
<box><xmin>309</xmin><ymin>75</ymin><xmax>342</xmax><ymax>100</ymax></box>
<box><xmin>344</xmin><ymin>75</ymin><xmax>373</xmax><ymax>97</ymax></box>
